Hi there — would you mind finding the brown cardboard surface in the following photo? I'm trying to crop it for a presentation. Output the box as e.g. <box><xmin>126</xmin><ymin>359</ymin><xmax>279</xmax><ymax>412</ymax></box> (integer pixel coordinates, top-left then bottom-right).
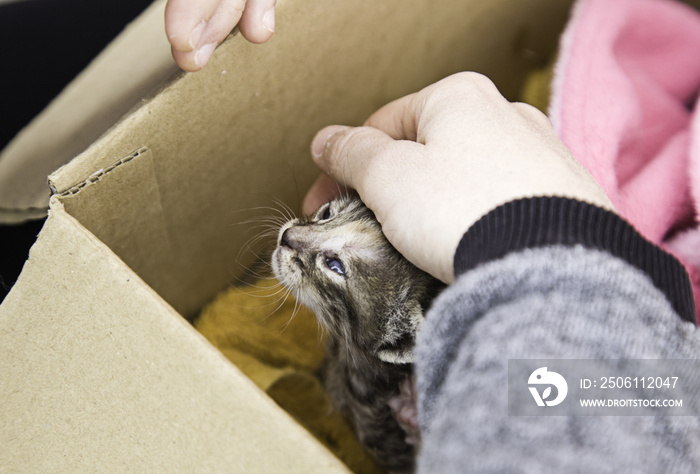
<box><xmin>0</xmin><ymin>0</ymin><xmax>590</xmax><ymax>471</ymax></box>
<box><xmin>49</xmin><ymin>0</ymin><xmax>575</xmax><ymax>319</ymax></box>
<box><xmin>0</xmin><ymin>0</ymin><xmax>178</xmax><ymax>224</ymax></box>
<box><xmin>0</xmin><ymin>197</ymin><xmax>348</xmax><ymax>472</ymax></box>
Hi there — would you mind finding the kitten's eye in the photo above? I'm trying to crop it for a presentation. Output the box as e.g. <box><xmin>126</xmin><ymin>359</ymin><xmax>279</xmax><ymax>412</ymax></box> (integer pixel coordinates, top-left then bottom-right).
<box><xmin>325</xmin><ymin>257</ymin><xmax>345</xmax><ymax>275</ymax></box>
<box><xmin>319</xmin><ymin>204</ymin><xmax>332</xmax><ymax>221</ymax></box>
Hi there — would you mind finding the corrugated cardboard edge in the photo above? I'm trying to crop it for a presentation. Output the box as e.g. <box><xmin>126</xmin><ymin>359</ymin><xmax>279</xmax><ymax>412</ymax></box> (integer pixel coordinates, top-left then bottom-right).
<box><xmin>0</xmin><ymin>0</ymin><xmax>179</xmax><ymax>223</ymax></box>
<box><xmin>52</xmin><ymin>147</ymin><xmax>146</xmax><ymax>198</ymax></box>
<box><xmin>0</xmin><ymin>196</ymin><xmax>349</xmax><ymax>473</ymax></box>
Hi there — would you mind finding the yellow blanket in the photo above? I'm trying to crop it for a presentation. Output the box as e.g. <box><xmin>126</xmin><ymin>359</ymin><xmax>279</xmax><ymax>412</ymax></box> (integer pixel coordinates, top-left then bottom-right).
<box><xmin>195</xmin><ymin>277</ymin><xmax>384</xmax><ymax>474</ymax></box>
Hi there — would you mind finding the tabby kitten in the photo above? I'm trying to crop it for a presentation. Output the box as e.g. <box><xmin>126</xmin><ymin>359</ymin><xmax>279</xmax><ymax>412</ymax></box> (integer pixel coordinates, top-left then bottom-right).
<box><xmin>271</xmin><ymin>195</ymin><xmax>443</xmax><ymax>472</ymax></box>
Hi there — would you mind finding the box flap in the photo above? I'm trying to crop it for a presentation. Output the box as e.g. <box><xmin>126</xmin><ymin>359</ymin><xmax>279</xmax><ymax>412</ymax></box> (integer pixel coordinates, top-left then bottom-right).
<box><xmin>0</xmin><ymin>197</ymin><xmax>349</xmax><ymax>472</ymax></box>
<box><xmin>0</xmin><ymin>0</ymin><xmax>178</xmax><ymax>224</ymax></box>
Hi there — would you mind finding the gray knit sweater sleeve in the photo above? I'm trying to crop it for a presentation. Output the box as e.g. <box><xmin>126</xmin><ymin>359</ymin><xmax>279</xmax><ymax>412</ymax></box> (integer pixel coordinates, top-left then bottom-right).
<box><xmin>415</xmin><ymin>245</ymin><xmax>700</xmax><ymax>473</ymax></box>
<box><xmin>414</xmin><ymin>195</ymin><xmax>700</xmax><ymax>473</ymax></box>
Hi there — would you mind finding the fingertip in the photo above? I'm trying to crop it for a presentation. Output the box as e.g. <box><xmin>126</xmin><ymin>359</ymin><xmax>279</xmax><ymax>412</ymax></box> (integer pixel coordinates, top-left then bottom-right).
<box><xmin>171</xmin><ymin>38</ymin><xmax>218</xmax><ymax>71</ymax></box>
<box><xmin>302</xmin><ymin>173</ymin><xmax>346</xmax><ymax>215</ymax></box>
<box><xmin>262</xmin><ymin>7</ymin><xmax>275</xmax><ymax>33</ymax></box>
<box><xmin>173</xmin><ymin>45</ymin><xmax>220</xmax><ymax>71</ymax></box>
<box><xmin>238</xmin><ymin>1</ymin><xmax>276</xmax><ymax>43</ymax></box>
<box><xmin>194</xmin><ymin>43</ymin><xmax>217</xmax><ymax>68</ymax></box>
<box><xmin>311</xmin><ymin>125</ymin><xmax>351</xmax><ymax>163</ymax></box>
<box><xmin>186</xmin><ymin>20</ymin><xmax>206</xmax><ymax>51</ymax></box>
<box><xmin>171</xmin><ymin>48</ymin><xmax>200</xmax><ymax>71</ymax></box>
<box><xmin>165</xmin><ymin>0</ymin><xmax>210</xmax><ymax>52</ymax></box>
<box><xmin>238</xmin><ymin>26</ymin><xmax>274</xmax><ymax>44</ymax></box>
<box><xmin>301</xmin><ymin>192</ymin><xmax>319</xmax><ymax>216</ymax></box>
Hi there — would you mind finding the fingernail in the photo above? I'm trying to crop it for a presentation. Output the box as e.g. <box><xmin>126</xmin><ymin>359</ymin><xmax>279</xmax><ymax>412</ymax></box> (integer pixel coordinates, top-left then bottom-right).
<box><xmin>188</xmin><ymin>20</ymin><xmax>206</xmax><ymax>50</ymax></box>
<box><xmin>312</xmin><ymin>125</ymin><xmax>349</xmax><ymax>160</ymax></box>
<box><xmin>311</xmin><ymin>135</ymin><xmax>325</xmax><ymax>159</ymax></box>
<box><xmin>194</xmin><ymin>43</ymin><xmax>216</xmax><ymax>69</ymax></box>
<box><xmin>262</xmin><ymin>8</ymin><xmax>275</xmax><ymax>33</ymax></box>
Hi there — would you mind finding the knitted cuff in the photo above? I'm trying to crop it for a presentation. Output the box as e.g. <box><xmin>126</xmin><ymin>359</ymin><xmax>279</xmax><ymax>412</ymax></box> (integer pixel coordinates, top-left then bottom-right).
<box><xmin>453</xmin><ymin>197</ymin><xmax>696</xmax><ymax>323</ymax></box>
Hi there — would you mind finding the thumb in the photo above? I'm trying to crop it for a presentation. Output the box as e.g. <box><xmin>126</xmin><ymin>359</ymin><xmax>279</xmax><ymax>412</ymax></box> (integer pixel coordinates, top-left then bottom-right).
<box><xmin>310</xmin><ymin>125</ymin><xmax>418</xmax><ymax>199</ymax></box>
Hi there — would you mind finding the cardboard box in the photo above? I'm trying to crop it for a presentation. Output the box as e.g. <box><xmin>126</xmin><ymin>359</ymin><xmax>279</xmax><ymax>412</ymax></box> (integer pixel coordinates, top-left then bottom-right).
<box><xmin>0</xmin><ymin>0</ymin><xmax>179</xmax><ymax>224</ymax></box>
<box><xmin>1</xmin><ymin>0</ymin><xmax>576</xmax><ymax>470</ymax></box>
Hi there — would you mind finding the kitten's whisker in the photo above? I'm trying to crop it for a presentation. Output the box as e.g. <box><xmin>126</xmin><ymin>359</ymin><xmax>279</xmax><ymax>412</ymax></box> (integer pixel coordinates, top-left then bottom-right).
<box><xmin>242</xmin><ymin>268</ymin><xmax>275</xmax><ymax>281</ymax></box>
<box><xmin>317</xmin><ymin>321</ymin><xmax>326</xmax><ymax>343</ymax></box>
<box><xmin>231</xmin><ymin>204</ymin><xmax>292</xmax><ymax>218</ymax></box>
<box><xmin>226</xmin><ymin>267</ymin><xmax>277</xmax><ymax>288</ymax></box>
<box><xmin>258</xmin><ymin>288</ymin><xmax>294</xmax><ymax>323</ymax></box>
<box><xmin>232</xmin><ymin>217</ymin><xmax>284</xmax><ymax>228</ymax></box>
<box><xmin>285</xmin><ymin>163</ymin><xmax>302</xmax><ymax>217</ymax></box>
<box><xmin>237</xmin><ymin>266</ymin><xmax>274</xmax><ymax>281</ymax></box>
<box><xmin>279</xmin><ymin>296</ymin><xmax>302</xmax><ymax>335</ymax></box>
<box><xmin>235</xmin><ymin>237</ymin><xmax>274</xmax><ymax>264</ymax></box>
<box><xmin>234</xmin><ymin>285</ymin><xmax>288</xmax><ymax>299</ymax></box>
<box><xmin>236</xmin><ymin>235</ymin><xmax>273</xmax><ymax>260</ymax></box>
<box><xmin>248</xmin><ymin>216</ymin><xmax>288</xmax><ymax>227</ymax></box>
<box><xmin>273</xmin><ymin>198</ymin><xmax>297</xmax><ymax>222</ymax></box>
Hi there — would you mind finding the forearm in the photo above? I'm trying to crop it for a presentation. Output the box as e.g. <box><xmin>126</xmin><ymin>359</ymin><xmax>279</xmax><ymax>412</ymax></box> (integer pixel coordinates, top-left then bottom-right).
<box><xmin>415</xmin><ymin>198</ymin><xmax>700</xmax><ymax>472</ymax></box>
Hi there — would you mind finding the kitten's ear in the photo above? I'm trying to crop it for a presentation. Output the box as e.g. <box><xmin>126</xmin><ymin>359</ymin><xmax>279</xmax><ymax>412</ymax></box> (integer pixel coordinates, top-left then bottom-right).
<box><xmin>377</xmin><ymin>303</ymin><xmax>424</xmax><ymax>365</ymax></box>
<box><xmin>378</xmin><ymin>347</ymin><xmax>414</xmax><ymax>364</ymax></box>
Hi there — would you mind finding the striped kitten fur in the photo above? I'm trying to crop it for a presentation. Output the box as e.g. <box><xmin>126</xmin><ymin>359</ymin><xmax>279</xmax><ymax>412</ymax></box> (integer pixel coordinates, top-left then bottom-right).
<box><xmin>271</xmin><ymin>194</ymin><xmax>443</xmax><ymax>472</ymax></box>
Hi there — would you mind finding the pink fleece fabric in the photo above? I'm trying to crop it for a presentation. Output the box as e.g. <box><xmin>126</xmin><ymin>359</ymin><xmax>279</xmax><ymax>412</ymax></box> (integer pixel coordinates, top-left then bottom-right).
<box><xmin>550</xmin><ymin>0</ymin><xmax>700</xmax><ymax>320</ymax></box>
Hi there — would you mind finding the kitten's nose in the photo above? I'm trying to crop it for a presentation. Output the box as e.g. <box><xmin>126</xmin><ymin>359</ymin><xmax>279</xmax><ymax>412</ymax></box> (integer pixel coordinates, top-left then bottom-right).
<box><xmin>280</xmin><ymin>227</ymin><xmax>309</xmax><ymax>251</ymax></box>
<box><xmin>280</xmin><ymin>228</ymin><xmax>294</xmax><ymax>249</ymax></box>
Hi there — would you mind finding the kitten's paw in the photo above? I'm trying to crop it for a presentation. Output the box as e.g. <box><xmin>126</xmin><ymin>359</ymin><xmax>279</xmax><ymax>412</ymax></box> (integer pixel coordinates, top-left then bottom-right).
<box><xmin>388</xmin><ymin>376</ymin><xmax>421</xmax><ymax>448</ymax></box>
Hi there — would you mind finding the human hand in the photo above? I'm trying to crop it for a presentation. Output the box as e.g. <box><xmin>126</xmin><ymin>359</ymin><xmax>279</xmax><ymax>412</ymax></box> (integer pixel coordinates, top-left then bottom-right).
<box><xmin>165</xmin><ymin>0</ymin><xmax>276</xmax><ymax>71</ymax></box>
<box><xmin>304</xmin><ymin>72</ymin><xmax>613</xmax><ymax>283</ymax></box>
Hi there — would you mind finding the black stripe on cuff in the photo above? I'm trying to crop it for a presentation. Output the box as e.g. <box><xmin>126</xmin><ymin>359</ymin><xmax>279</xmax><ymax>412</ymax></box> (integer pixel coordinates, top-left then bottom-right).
<box><xmin>453</xmin><ymin>197</ymin><xmax>696</xmax><ymax>324</ymax></box>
